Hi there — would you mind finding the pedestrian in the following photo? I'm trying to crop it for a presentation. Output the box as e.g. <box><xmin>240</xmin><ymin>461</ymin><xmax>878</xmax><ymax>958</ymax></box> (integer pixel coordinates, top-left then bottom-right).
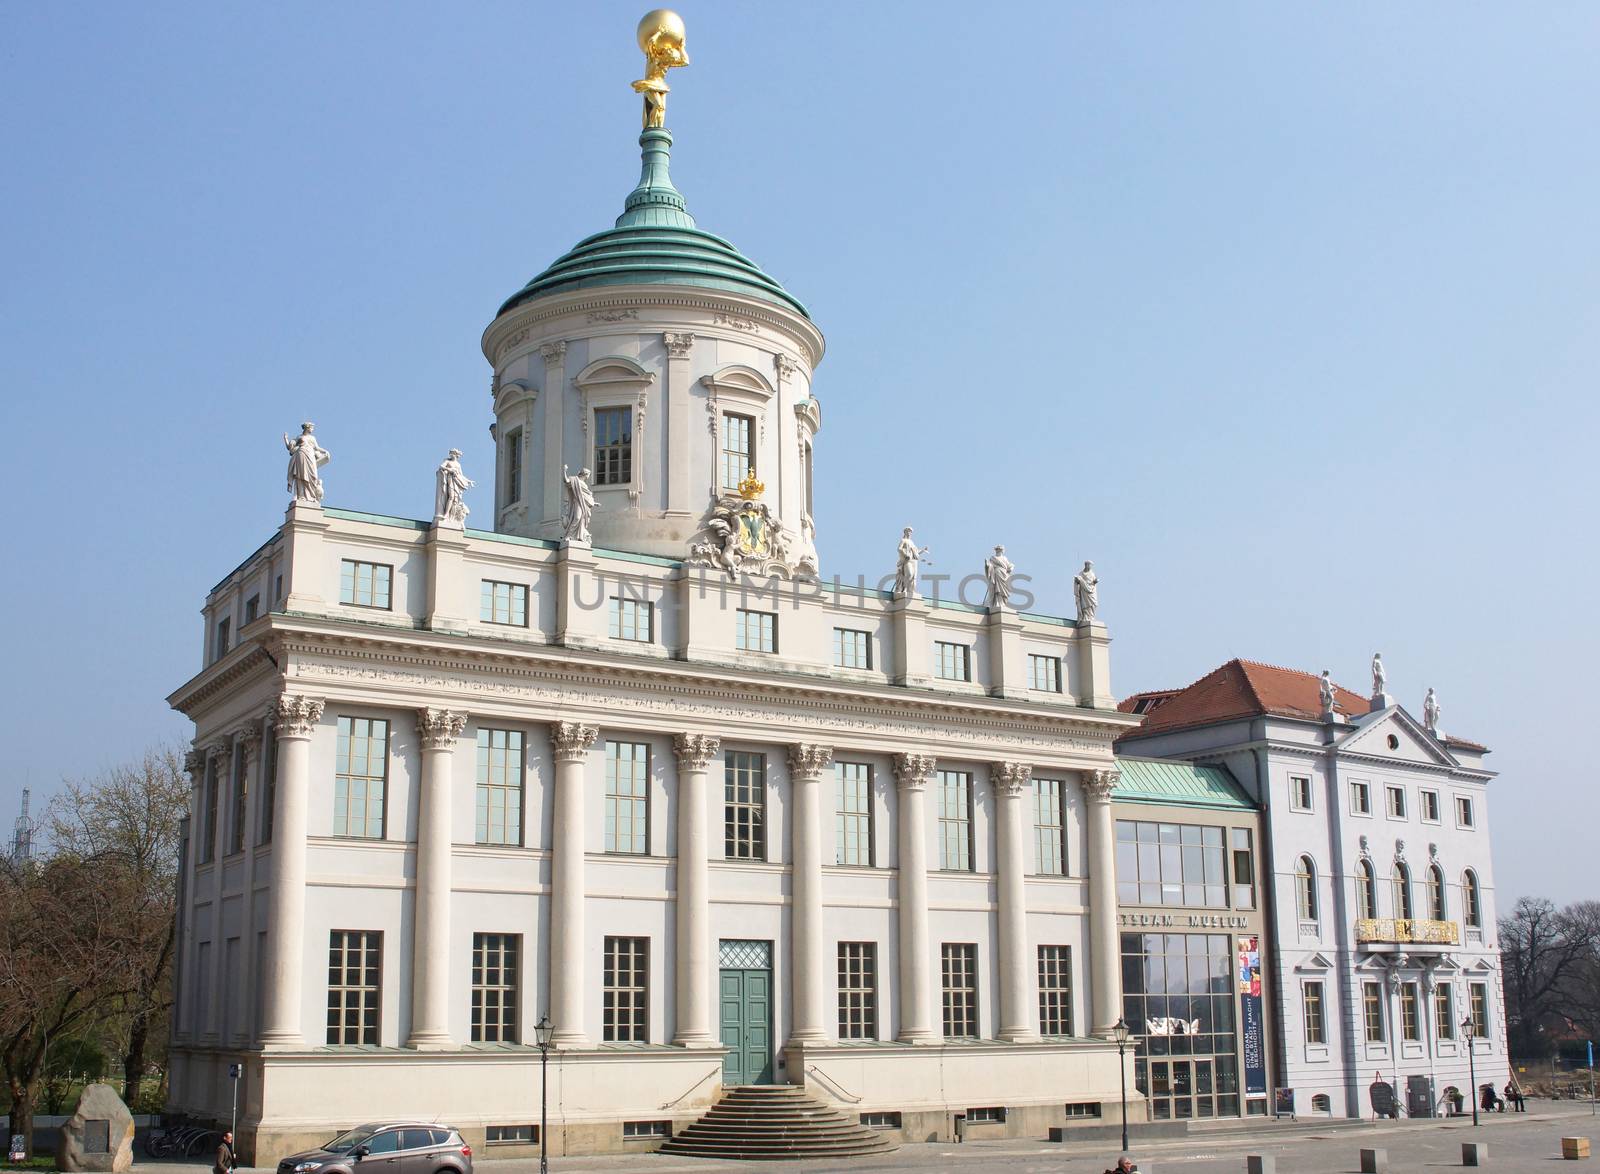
<box><xmin>1103</xmin><ymin>1157</ymin><xmax>1138</xmax><ymax>1174</ymax></box>
<box><xmin>1504</xmin><ymin>1080</ymin><xmax>1526</xmax><ymax>1113</ymax></box>
<box><xmin>214</xmin><ymin>1130</ymin><xmax>236</xmax><ymax>1174</ymax></box>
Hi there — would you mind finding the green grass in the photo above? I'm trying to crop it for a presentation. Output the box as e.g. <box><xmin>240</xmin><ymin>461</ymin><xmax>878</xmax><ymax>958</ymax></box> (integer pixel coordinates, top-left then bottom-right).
<box><xmin>8</xmin><ymin>1157</ymin><xmax>59</xmax><ymax>1171</ymax></box>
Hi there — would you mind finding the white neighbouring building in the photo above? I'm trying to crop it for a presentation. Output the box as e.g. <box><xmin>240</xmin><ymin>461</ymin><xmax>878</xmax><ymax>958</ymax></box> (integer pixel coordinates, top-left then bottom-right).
<box><xmin>1117</xmin><ymin>658</ymin><xmax>1510</xmax><ymax>1120</ymax></box>
<box><xmin>163</xmin><ymin>60</ymin><xmax>1146</xmax><ymax>1162</ymax></box>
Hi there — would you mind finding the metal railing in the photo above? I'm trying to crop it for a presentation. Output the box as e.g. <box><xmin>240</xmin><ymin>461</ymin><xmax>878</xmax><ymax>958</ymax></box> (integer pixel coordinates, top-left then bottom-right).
<box><xmin>1355</xmin><ymin>918</ymin><xmax>1459</xmax><ymax>945</ymax></box>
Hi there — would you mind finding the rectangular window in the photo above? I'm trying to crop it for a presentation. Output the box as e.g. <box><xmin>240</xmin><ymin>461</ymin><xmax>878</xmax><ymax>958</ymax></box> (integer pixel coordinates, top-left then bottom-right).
<box><xmin>1038</xmin><ymin>945</ymin><xmax>1073</xmax><ymax>1036</ymax></box>
<box><xmin>835</xmin><ymin>762</ymin><xmax>874</xmax><ymax>866</ymax></box>
<box><xmin>339</xmin><ymin>560</ymin><xmax>392</xmax><ymax>610</ymax></box>
<box><xmin>832</xmin><ymin>627</ymin><xmax>872</xmax><ymax>669</ymax></box>
<box><xmin>326</xmin><ymin>930</ymin><xmax>382</xmax><ymax>1045</ymax></box>
<box><xmin>244</xmin><ymin>595</ymin><xmax>259</xmax><ymax>624</ymax></box>
<box><xmin>1113</xmin><ymin>819</ymin><xmax>1229</xmax><ymax>909</ymax></box>
<box><xmin>860</xmin><ymin>1112</ymin><xmax>901</xmax><ymax>1130</ymax></box>
<box><xmin>1421</xmin><ymin>789</ymin><xmax>1440</xmax><ymax>822</ymax></box>
<box><xmin>724</xmin><ymin>751</ymin><xmax>766</xmax><ymax>860</ymax></box>
<box><xmin>504</xmin><ymin>427</ymin><xmax>522</xmax><ymax>505</ymax></box>
<box><xmin>1469</xmin><ymin>983</ymin><xmax>1489</xmax><ymax>1038</ymax></box>
<box><xmin>1435</xmin><ymin>983</ymin><xmax>1455</xmax><ymax>1040</ymax></box>
<box><xmin>1363</xmin><ymin>981</ymin><xmax>1385</xmax><ymax>1042</ymax></box>
<box><xmin>837</xmin><ymin>942</ymin><xmax>877</xmax><ymax>1040</ymax></box>
<box><xmin>934</xmin><ymin>641</ymin><xmax>973</xmax><ymax>682</ymax></box>
<box><xmin>201</xmin><ymin>757</ymin><xmax>218</xmax><ymax>863</ymax></box>
<box><xmin>622</xmin><ymin>1121</ymin><xmax>669</xmax><ymax>1139</ymax></box>
<box><xmin>1290</xmin><ymin>775</ymin><xmax>1313</xmax><ymax>811</ymax></box>
<box><xmin>228</xmin><ymin>745</ymin><xmax>246</xmax><ymax>855</ymax></box>
<box><xmin>486</xmin><ymin>1125</ymin><xmax>535</xmax><ymax>1145</ymax></box>
<box><xmin>937</xmin><ymin>770</ymin><xmax>973</xmax><ymax>871</ymax></box>
<box><xmin>1387</xmin><ymin>786</ymin><xmax>1407</xmax><ymax>818</ymax></box>
<box><xmin>1455</xmin><ymin>796</ymin><xmax>1474</xmax><ymax>827</ymax></box>
<box><xmin>1231</xmin><ymin>827</ymin><xmax>1255</xmax><ymax>909</ymax></box>
<box><xmin>1303</xmin><ymin>981</ymin><xmax>1325</xmax><ymax>1045</ymax></box>
<box><xmin>1028</xmin><ymin>654</ymin><xmax>1062</xmax><ymax>693</ymax></box>
<box><xmin>593</xmin><ymin>406</ymin><xmax>633</xmax><ymax>485</ymax></box>
<box><xmin>475</xmin><ymin>728</ymin><xmax>524</xmax><ymax>846</ymax></box>
<box><xmin>471</xmin><ymin>933</ymin><xmax>520</xmax><ymax>1044</ymax></box>
<box><xmin>735</xmin><ymin>608</ymin><xmax>777</xmax><ymax>653</ymax></box>
<box><xmin>941</xmin><ymin>943</ymin><xmax>979</xmax><ymax>1039</ymax></box>
<box><xmin>259</xmin><ymin>732</ymin><xmax>278</xmax><ymax>845</ymax></box>
<box><xmin>1401</xmin><ymin>981</ymin><xmax>1420</xmax><ymax>1041</ymax></box>
<box><xmin>609</xmin><ymin>596</ymin><xmax>653</xmax><ymax>642</ymax></box>
<box><xmin>215</xmin><ymin>617</ymin><xmax>231</xmax><ymax>659</ymax></box>
<box><xmin>1033</xmin><ymin>778</ymin><xmax>1066</xmax><ymax>875</ymax></box>
<box><xmin>480</xmin><ymin>580</ymin><xmax>529</xmax><ymax>627</ymax></box>
<box><xmin>720</xmin><ymin>412</ymin><xmax>754</xmax><ymax>489</ymax></box>
<box><xmin>1350</xmin><ymin>780</ymin><xmax>1371</xmax><ymax>815</ymax></box>
<box><xmin>334</xmin><ymin>717</ymin><xmax>389</xmax><ymax>839</ymax></box>
<box><xmin>1063</xmin><ymin>1103</ymin><xmax>1102</xmax><ymax>1118</ymax></box>
<box><xmin>602</xmin><ymin>936</ymin><xmax>649</xmax><ymax>1043</ymax></box>
<box><xmin>605</xmin><ymin>741</ymin><xmax>650</xmax><ymax>855</ymax></box>
<box><xmin>966</xmin><ymin>1107</ymin><xmax>1006</xmax><ymax>1125</ymax></box>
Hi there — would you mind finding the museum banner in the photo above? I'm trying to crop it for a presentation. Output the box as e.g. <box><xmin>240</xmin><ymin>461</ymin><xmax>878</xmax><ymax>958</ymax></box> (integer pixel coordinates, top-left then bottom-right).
<box><xmin>1238</xmin><ymin>934</ymin><xmax>1267</xmax><ymax>1096</ymax></box>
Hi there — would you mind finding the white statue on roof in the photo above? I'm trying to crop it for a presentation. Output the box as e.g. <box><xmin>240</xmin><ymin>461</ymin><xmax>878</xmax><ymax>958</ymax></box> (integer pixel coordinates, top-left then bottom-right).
<box><xmin>284</xmin><ymin>422</ymin><xmax>330</xmax><ymax>506</ymax></box>
<box><xmin>1371</xmin><ymin>652</ymin><xmax>1387</xmax><ymax>698</ymax></box>
<box><xmin>983</xmin><ymin>545</ymin><xmax>1015</xmax><ymax>608</ymax></box>
<box><xmin>1423</xmin><ymin>687</ymin><xmax>1442</xmax><ymax>735</ymax></box>
<box><xmin>434</xmin><ymin>449</ymin><xmax>474</xmax><ymax>529</ymax></box>
<box><xmin>895</xmin><ymin>527</ymin><xmax>931</xmax><ymax>597</ymax></box>
<box><xmin>562</xmin><ymin>465</ymin><xmax>598</xmax><ymax>543</ymax></box>
<box><xmin>1074</xmin><ymin>560</ymin><xmax>1099</xmax><ymax>623</ymax></box>
<box><xmin>1319</xmin><ymin>670</ymin><xmax>1335</xmax><ymax>713</ymax></box>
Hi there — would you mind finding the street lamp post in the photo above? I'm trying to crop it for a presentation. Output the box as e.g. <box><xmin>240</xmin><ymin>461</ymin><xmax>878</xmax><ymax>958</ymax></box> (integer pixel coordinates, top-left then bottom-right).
<box><xmin>535</xmin><ymin>1014</ymin><xmax>553</xmax><ymax>1173</ymax></box>
<box><xmin>1114</xmin><ymin>1018</ymin><xmax>1132</xmax><ymax>1155</ymax></box>
<box><xmin>1463</xmin><ymin>1015</ymin><xmax>1479</xmax><ymax>1127</ymax></box>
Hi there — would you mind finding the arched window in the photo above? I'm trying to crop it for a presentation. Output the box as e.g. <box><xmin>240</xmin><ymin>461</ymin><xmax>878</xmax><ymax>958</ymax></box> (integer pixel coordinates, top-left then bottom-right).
<box><xmin>1427</xmin><ymin>864</ymin><xmax>1447</xmax><ymax>921</ymax></box>
<box><xmin>1463</xmin><ymin>869</ymin><xmax>1482</xmax><ymax>928</ymax></box>
<box><xmin>1311</xmin><ymin>1093</ymin><xmax>1332</xmax><ymax>1114</ymax></box>
<box><xmin>1356</xmin><ymin>859</ymin><xmax>1378</xmax><ymax>920</ymax></box>
<box><xmin>1393</xmin><ymin>862</ymin><xmax>1413</xmax><ymax>920</ymax></box>
<box><xmin>1296</xmin><ymin>856</ymin><xmax>1318</xmax><ymax>921</ymax></box>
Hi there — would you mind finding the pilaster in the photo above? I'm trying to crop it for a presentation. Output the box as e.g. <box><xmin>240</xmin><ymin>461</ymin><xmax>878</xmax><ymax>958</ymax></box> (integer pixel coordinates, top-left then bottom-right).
<box><xmin>540</xmin><ymin>341</ymin><xmax>568</xmax><ymax>531</ymax></box>
<box><xmin>424</xmin><ymin>526</ymin><xmax>472</xmax><ymax>634</ymax></box>
<box><xmin>555</xmin><ymin>540</ymin><xmax>607</xmax><ymax>648</ymax></box>
<box><xmin>889</xmin><ymin>593</ymin><xmax>931</xmax><ymax>688</ymax></box>
<box><xmin>664</xmin><ymin>332</ymin><xmax>695</xmax><ymax>518</ymax></box>
<box><xmin>280</xmin><ymin>502</ymin><xmax>331</xmax><ymax>615</ymax></box>
<box><xmin>1074</xmin><ymin>620</ymin><xmax>1114</xmax><ymax>709</ymax></box>
<box><xmin>986</xmin><ymin>604</ymin><xmax>1027</xmax><ymax>699</ymax></box>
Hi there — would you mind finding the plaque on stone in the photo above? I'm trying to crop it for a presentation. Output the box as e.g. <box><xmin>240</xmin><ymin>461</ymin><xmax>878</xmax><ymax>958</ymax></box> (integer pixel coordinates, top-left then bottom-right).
<box><xmin>57</xmin><ymin>1084</ymin><xmax>134</xmax><ymax>1172</ymax></box>
<box><xmin>84</xmin><ymin>1121</ymin><xmax>110</xmax><ymax>1154</ymax></box>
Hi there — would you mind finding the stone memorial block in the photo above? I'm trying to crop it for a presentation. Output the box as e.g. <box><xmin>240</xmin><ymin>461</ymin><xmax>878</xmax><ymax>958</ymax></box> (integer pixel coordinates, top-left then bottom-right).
<box><xmin>1463</xmin><ymin>1141</ymin><xmax>1488</xmax><ymax>1166</ymax></box>
<box><xmin>1563</xmin><ymin>1136</ymin><xmax>1591</xmax><ymax>1160</ymax></box>
<box><xmin>1360</xmin><ymin>1148</ymin><xmax>1389</xmax><ymax>1174</ymax></box>
<box><xmin>1247</xmin><ymin>1157</ymin><xmax>1277</xmax><ymax>1174</ymax></box>
<box><xmin>57</xmin><ymin>1083</ymin><xmax>134</xmax><ymax>1173</ymax></box>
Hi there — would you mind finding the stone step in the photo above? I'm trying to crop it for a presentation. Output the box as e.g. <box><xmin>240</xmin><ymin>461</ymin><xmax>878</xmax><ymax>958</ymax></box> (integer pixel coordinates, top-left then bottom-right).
<box><xmin>658</xmin><ymin>1085</ymin><xmax>898</xmax><ymax>1161</ymax></box>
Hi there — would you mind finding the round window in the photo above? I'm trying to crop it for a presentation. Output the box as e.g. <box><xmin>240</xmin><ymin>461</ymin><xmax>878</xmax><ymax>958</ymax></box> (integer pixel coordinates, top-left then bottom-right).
<box><xmin>1387</xmin><ymin>734</ymin><xmax>1400</xmax><ymax>750</ymax></box>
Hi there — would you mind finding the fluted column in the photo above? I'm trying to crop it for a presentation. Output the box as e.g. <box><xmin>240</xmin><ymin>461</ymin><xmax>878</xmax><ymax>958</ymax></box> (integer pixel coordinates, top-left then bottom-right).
<box><xmin>408</xmin><ymin>708</ymin><xmax>467</xmax><ymax>1049</ymax></box>
<box><xmin>672</xmin><ymin>733</ymin><xmax>720</xmax><ymax>1047</ymax></box>
<box><xmin>1085</xmin><ymin>767</ymin><xmax>1123</xmax><ymax>1037</ymax></box>
<box><xmin>203</xmin><ymin>738</ymin><xmax>231</xmax><ymax>1042</ymax></box>
<box><xmin>260</xmin><ymin>694</ymin><xmax>324</xmax><ymax>1049</ymax></box>
<box><xmin>893</xmin><ymin>753</ymin><xmax>938</xmax><ymax>1043</ymax></box>
<box><xmin>994</xmin><ymin>761</ymin><xmax>1037</xmax><ymax>1042</ymax></box>
<box><xmin>788</xmin><ymin>744</ymin><xmax>834</xmax><ymax>1042</ymax></box>
<box><xmin>178</xmin><ymin>748</ymin><xmax>206</xmax><ymax>1043</ymax></box>
<box><xmin>549</xmin><ymin>720</ymin><xmax>599</xmax><ymax>1048</ymax></box>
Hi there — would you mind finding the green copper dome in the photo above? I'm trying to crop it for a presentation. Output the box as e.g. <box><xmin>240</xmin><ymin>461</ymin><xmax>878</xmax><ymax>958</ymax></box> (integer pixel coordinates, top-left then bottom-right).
<box><xmin>498</xmin><ymin>128</ymin><xmax>808</xmax><ymax>319</ymax></box>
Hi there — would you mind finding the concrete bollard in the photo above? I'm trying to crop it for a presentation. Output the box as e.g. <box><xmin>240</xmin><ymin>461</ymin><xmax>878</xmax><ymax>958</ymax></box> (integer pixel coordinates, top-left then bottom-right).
<box><xmin>1463</xmin><ymin>1141</ymin><xmax>1488</xmax><ymax>1166</ymax></box>
<box><xmin>1562</xmin><ymin>1136</ymin><xmax>1591</xmax><ymax>1160</ymax></box>
<box><xmin>1247</xmin><ymin>1157</ymin><xmax>1276</xmax><ymax>1174</ymax></box>
<box><xmin>1361</xmin><ymin>1148</ymin><xmax>1389</xmax><ymax>1173</ymax></box>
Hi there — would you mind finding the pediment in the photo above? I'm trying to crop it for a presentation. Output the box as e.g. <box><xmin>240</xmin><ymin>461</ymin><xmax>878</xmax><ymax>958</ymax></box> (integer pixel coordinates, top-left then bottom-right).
<box><xmin>1295</xmin><ymin>952</ymin><xmax>1335</xmax><ymax>972</ymax></box>
<box><xmin>701</xmin><ymin>364</ymin><xmax>775</xmax><ymax>402</ymax></box>
<box><xmin>575</xmin><ymin>355</ymin><xmax>655</xmax><ymax>391</ymax></box>
<box><xmin>1337</xmin><ymin>707</ymin><xmax>1457</xmax><ymax>768</ymax></box>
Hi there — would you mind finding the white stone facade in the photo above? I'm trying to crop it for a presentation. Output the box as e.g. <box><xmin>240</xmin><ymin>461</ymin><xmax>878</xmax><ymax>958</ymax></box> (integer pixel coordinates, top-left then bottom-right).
<box><xmin>1117</xmin><ymin>703</ymin><xmax>1509</xmax><ymax>1120</ymax></box>
<box><xmin>167</xmin><ymin>498</ymin><xmax>1139</xmax><ymax>1161</ymax></box>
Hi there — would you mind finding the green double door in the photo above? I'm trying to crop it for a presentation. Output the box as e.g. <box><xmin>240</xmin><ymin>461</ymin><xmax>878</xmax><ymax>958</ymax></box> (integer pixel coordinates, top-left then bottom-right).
<box><xmin>718</xmin><ymin>939</ymin><xmax>773</xmax><ymax>1086</ymax></box>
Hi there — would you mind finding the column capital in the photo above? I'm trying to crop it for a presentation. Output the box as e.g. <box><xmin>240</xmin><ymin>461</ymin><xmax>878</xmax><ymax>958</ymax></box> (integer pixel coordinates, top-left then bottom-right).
<box><xmin>1083</xmin><ymin>767</ymin><xmax>1120</xmax><ymax>804</ymax></box>
<box><xmin>892</xmin><ymin>752</ymin><xmax>937</xmax><ymax>792</ymax></box>
<box><xmin>237</xmin><ymin>725</ymin><xmax>263</xmax><ymax>764</ymax></box>
<box><xmin>540</xmin><ymin>340</ymin><xmax>567</xmax><ymax>363</ymax></box>
<box><xmin>416</xmin><ymin>708</ymin><xmax>468</xmax><ymax>751</ymax></box>
<box><xmin>205</xmin><ymin>739</ymin><xmax>231</xmax><ymax>763</ymax></box>
<box><xmin>272</xmin><ymin>694</ymin><xmax>325</xmax><ymax>739</ymax></box>
<box><xmin>184</xmin><ymin>747</ymin><xmax>207</xmax><ymax>783</ymax></box>
<box><xmin>991</xmin><ymin>761</ymin><xmax>1033</xmax><ymax>798</ymax></box>
<box><xmin>551</xmin><ymin>720</ymin><xmax>599</xmax><ymax>762</ymax></box>
<box><xmin>787</xmin><ymin>743</ymin><xmax>833</xmax><ymax>779</ymax></box>
<box><xmin>673</xmin><ymin>732</ymin><xmax>722</xmax><ymax>770</ymax></box>
<box><xmin>774</xmin><ymin>352</ymin><xmax>799</xmax><ymax>381</ymax></box>
<box><xmin>663</xmin><ymin>331</ymin><xmax>696</xmax><ymax>358</ymax></box>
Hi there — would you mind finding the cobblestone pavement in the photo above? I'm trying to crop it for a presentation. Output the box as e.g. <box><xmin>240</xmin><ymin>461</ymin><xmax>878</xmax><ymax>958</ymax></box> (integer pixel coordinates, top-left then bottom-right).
<box><xmin>146</xmin><ymin>1100</ymin><xmax>1600</xmax><ymax>1174</ymax></box>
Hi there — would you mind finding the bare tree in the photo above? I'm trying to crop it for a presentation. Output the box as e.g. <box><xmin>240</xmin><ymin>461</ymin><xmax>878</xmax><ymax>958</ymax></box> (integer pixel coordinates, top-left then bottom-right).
<box><xmin>47</xmin><ymin>745</ymin><xmax>189</xmax><ymax>1107</ymax></box>
<box><xmin>1499</xmin><ymin>896</ymin><xmax>1600</xmax><ymax>1056</ymax></box>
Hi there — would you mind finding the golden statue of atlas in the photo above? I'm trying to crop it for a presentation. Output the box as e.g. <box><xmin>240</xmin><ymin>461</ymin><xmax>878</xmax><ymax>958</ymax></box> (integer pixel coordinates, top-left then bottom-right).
<box><xmin>632</xmin><ymin>9</ymin><xmax>689</xmax><ymax>128</ymax></box>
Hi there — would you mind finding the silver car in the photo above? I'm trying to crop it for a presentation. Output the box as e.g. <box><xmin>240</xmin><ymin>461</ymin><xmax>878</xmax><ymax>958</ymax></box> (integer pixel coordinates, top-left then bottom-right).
<box><xmin>277</xmin><ymin>1122</ymin><xmax>473</xmax><ymax>1174</ymax></box>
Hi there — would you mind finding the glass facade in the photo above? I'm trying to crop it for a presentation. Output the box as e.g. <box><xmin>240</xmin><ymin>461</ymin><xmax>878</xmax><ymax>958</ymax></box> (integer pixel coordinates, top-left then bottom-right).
<box><xmin>1116</xmin><ymin>820</ymin><xmax>1228</xmax><ymax>908</ymax></box>
<box><xmin>1121</xmin><ymin>931</ymin><xmax>1240</xmax><ymax>1119</ymax></box>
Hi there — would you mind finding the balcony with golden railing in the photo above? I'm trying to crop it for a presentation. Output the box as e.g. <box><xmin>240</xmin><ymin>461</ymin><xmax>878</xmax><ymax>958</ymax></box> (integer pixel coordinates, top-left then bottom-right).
<box><xmin>1355</xmin><ymin>918</ymin><xmax>1459</xmax><ymax>946</ymax></box>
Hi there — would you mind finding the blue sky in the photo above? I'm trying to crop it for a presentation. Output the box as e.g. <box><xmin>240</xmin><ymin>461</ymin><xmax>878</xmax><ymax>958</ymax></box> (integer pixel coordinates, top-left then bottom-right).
<box><xmin>2</xmin><ymin>3</ymin><xmax>1595</xmax><ymax>902</ymax></box>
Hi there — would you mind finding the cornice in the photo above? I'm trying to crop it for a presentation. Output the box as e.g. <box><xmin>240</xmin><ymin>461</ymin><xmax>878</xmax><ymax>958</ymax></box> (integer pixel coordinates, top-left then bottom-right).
<box><xmin>250</xmin><ymin>614</ymin><xmax>1128</xmax><ymax>762</ymax></box>
<box><xmin>167</xmin><ymin>646</ymin><xmax>279</xmax><ymax>719</ymax></box>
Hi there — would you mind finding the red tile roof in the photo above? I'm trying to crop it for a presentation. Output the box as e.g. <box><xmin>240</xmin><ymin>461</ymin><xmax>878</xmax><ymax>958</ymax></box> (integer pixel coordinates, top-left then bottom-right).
<box><xmin>1119</xmin><ymin>659</ymin><xmax>1371</xmax><ymax>739</ymax></box>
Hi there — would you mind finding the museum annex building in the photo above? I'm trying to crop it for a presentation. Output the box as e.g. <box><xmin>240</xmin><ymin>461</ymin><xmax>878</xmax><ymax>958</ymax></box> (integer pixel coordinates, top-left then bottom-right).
<box><xmin>164</xmin><ymin>44</ymin><xmax>1143</xmax><ymax>1162</ymax></box>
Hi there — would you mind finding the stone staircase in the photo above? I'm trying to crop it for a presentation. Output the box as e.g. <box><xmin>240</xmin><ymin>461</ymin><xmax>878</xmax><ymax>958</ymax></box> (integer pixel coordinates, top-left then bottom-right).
<box><xmin>658</xmin><ymin>1085</ymin><xmax>898</xmax><ymax>1161</ymax></box>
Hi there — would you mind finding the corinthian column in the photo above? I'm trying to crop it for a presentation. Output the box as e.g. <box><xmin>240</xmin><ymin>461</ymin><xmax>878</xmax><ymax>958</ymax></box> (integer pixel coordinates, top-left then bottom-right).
<box><xmin>549</xmin><ymin>720</ymin><xmax>598</xmax><ymax>1047</ymax></box>
<box><xmin>788</xmin><ymin>744</ymin><xmax>834</xmax><ymax>1042</ymax></box>
<box><xmin>672</xmin><ymin>733</ymin><xmax>720</xmax><ymax>1047</ymax></box>
<box><xmin>408</xmin><ymin>708</ymin><xmax>467</xmax><ymax>1049</ymax></box>
<box><xmin>993</xmin><ymin>761</ymin><xmax>1038</xmax><ymax>1042</ymax></box>
<box><xmin>893</xmin><ymin>753</ymin><xmax>938</xmax><ymax>1043</ymax></box>
<box><xmin>260</xmin><ymin>694</ymin><xmax>324</xmax><ymax>1049</ymax></box>
<box><xmin>1084</xmin><ymin>767</ymin><xmax>1123</xmax><ymax>1037</ymax></box>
